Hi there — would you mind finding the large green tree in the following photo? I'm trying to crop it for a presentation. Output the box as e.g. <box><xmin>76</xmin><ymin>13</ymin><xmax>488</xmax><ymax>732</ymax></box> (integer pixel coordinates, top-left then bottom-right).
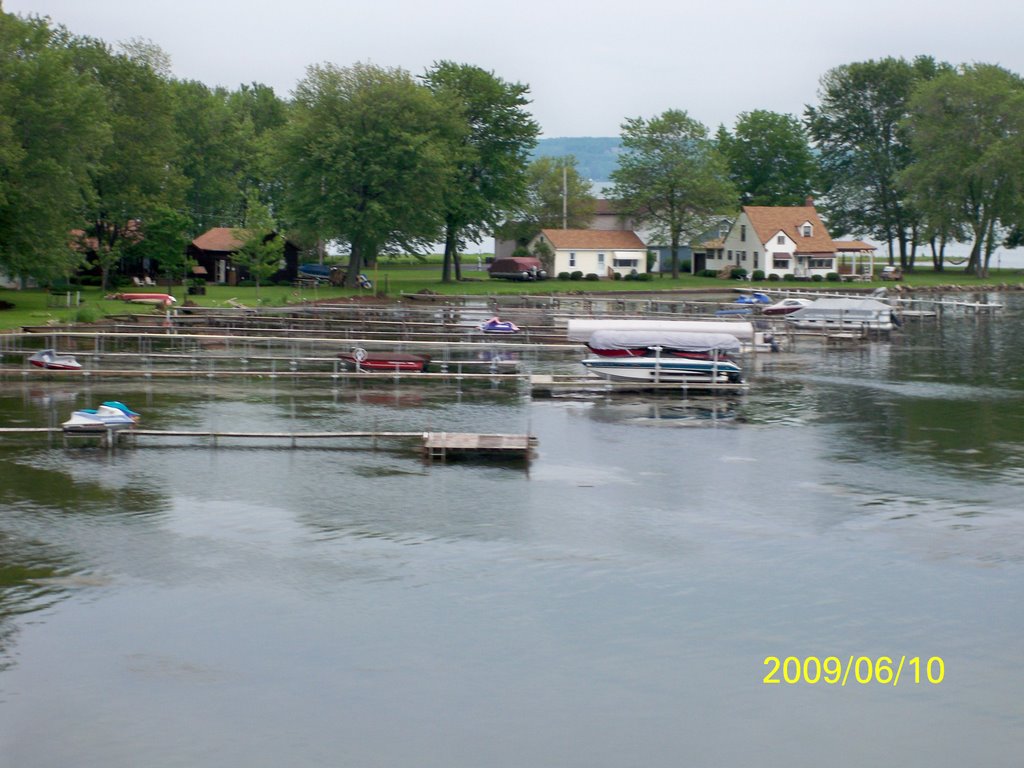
<box><xmin>171</xmin><ymin>80</ymin><xmax>247</xmax><ymax>234</ymax></box>
<box><xmin>716</xmin><ymin>110</ymin><xmax>817</xmax><ymax>206</ymax></box>
<box><xmin>899</xmin><ymin>64</ymin><xmax>1024</xmax><ymax>278</ymax></box>
<box><xmin>232</xmin><ymin>192</ymin><xmax>284</xmax><ymax>300</ymax></box>
<box><xmin>495</xmin><ymin>155</ymin><xmax>597</xmax><ymax>245</ymax></box>
<box><xmin>280</xmin><ymin>62</ymin><xmax>452</xmax><ymax>288</ymax></box>
<box><xmin>610</xmin><ymin>110</ymin><xmax>736</xmax><ymax>278</ymax></box>
<box><xmin>805</xmin><ymin>56</ymin><xmax>949</xmax><ymax>270</ymax></box>
<box><xmin>422</xmin><ymin>61</ymin><xmax>539</xmax><ymax>282</ymax></box>
<box><xmin>68</xmin><ymin>36</ymin><xmax>185</xmax><ymax>289</ymax></box>
<box><xmin>0</xmin><ymin>12</ymin><xmax>108</xmax><ymax>281</ymax></box>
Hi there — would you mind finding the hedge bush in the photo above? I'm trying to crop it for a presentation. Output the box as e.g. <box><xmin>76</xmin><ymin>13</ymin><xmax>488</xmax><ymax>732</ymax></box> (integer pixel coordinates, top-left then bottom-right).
<box><xmin>557</xmin><ymin>271</ymin><xmax>571</xmax><ymax>280</ymax></box>
<box><xmin>584</xmin><ymin>273</ymin><xmax>600</xmax><ymax>281</ymax></box>
<box><xmin>752</xmin><ymin>270</ymin><xmax>765</xmax><ymax>281</ymax></box>
<box><xmin>570</xmin><ymin>271</ymin><xmax>583</xmax><ymax>280</ymax></box>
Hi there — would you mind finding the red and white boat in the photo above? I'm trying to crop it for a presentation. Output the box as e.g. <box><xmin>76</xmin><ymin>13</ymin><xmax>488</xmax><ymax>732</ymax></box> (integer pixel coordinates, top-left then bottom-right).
<box><xmin>115</xmin><ymin>292</ymin><xmax>178</xmax><ymax>307</ymax></box>
<box><xmin>28</xmin><ymin>349</ymin><xmax>83</xmax><ymax>370</ymax></box>
<box><xmin>338</xmin><ymin>348</ymin><xmax>431</xmax><ymax>372</ymax></box>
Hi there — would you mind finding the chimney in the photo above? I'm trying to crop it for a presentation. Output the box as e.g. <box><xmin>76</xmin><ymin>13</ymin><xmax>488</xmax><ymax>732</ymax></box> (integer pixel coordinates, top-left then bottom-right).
<box><xmin>805</xmin><ymin>196</ymin><xmax>815</xmax><ymax>207</ymax></box>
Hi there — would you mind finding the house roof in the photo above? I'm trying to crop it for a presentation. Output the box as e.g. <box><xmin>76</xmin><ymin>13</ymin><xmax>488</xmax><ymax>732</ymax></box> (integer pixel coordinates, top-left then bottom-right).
<box><xmin>743</xmin><ymin>205</ymin><xmax>835</xmax><ymax>254</ymax></box>
<box><xmin>192</xmin><ymin>227</ymin><xmax>247</xmax><ymax>252</ymax></box>
<box><xmin>539</xmin><ymin>228</ymin><xmax>646</xmax><ymax>250</ymax></box>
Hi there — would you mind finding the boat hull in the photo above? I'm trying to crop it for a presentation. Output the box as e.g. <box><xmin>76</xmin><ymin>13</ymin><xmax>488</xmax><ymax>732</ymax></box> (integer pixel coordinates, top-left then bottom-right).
<box><xmin>581</xmin><ymin>357</ymin><xmax>742</xmax><ymax>384</ymax></box>
<box><xmin>338</xmin><ymin>352</ymin><xmax>431</xmax><ymax>372</ymax></box>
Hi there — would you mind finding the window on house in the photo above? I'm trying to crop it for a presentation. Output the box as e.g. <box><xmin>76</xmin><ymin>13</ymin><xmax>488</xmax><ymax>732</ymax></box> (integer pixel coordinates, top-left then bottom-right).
<box><xmin>754</xmin><ymin>252</ymin><xmax>759</xmax><ymax>269</ymax></box>
<box><xmin>740</xmin><ymin>225</ymin><xmax>746</xmax><ymax>242</ymax></box>
<box><xmin>809</xmin><ymin>258</ymin><xmax>834</xmax><ymax>269</ymax></box>
<box><xmin>773</xmin><ymin>258</ymin><xmax>790</xmax><ymax>270</ymax></box>
<box><xmin>569</xmin><ymin>252</ymin><xmax>576</xmax><ymax>267</ymax></box>
<box><xmin>613</xmin><ymin>257</ymin><xmax>638</xmax><ymax>268</ymax></box>
<box><xmin>777</xmin><ymin>235</ymin><xmax>786</xmax><ymax>245</ymax></box>
<box><xmin>802</xmin><ymin>225</ymin><xmax>812</xmax><ymax>237</ymax></box>
<box><xmin>727</xmin><ymin>250</ymin><xmax>733</xmax><ymax>261</ymax></box>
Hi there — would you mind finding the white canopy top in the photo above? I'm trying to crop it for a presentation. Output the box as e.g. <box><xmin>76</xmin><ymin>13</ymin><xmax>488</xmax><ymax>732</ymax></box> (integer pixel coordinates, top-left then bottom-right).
<box><xmin>587</xmin><ymin>330</ymin><xmax>742</xmax><ymax>353</ymax></box>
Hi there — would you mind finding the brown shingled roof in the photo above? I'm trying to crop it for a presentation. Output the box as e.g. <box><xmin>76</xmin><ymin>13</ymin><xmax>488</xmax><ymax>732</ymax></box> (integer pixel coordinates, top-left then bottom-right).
<box><xmin>540</xmin><ymin>228</ymin><xmax>646</xmax><ymax>250</ymax></box>
<box><xmin>743</xmin><ymin>206</ymin><xmax>835</xmax><ymax>254</ymax></box>
<box><xmin>192</xmin><ymin>227</ymin><xmax>248</xmax><ymax>252</ymax></box>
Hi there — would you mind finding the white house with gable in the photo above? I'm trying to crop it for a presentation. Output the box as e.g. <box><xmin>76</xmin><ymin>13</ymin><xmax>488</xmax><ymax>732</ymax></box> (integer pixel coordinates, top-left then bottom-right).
<box><xmin>529</xmin><ymin>229</ymin><xmax>648</xmax><ymax>278</ymax></box>
<box><xmin>707</xmin><ymin>200</ymin><xmax>838</xmax><ymax>279</ymax></box>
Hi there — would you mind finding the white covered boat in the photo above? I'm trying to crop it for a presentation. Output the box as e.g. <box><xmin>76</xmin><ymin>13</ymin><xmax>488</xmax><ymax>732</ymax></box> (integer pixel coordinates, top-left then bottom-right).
<box><xmin>785</xmin><ymin>298</ymin><xmax>898</xmax><ymax>331</ymax></box>
<box><xmin>581</xmin><ymin>330</ymin><xmax>744</xmax><ymax>384</ymax></box>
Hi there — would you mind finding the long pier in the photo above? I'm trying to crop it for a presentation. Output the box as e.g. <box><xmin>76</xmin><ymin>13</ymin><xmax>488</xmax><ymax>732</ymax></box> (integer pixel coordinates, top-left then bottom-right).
<box><xmin>0</xmin><ymin>426</ymin><xmax>535</xmax><ymax>463</ymax></box>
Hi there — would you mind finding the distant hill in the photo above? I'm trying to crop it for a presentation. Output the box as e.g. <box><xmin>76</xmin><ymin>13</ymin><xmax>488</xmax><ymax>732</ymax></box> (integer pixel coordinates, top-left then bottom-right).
<box><xmin>533</xmin><ymin>137</ymin><xmax>620</xmax><ymax>181</ymax></box>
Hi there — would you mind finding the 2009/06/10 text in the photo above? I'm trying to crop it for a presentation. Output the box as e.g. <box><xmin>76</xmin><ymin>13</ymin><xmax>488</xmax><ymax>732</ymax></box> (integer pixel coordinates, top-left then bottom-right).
<box><xmin>763</xmin><ymin>656</ymin><xmax>945</xmax><ymax>686</ymax></box>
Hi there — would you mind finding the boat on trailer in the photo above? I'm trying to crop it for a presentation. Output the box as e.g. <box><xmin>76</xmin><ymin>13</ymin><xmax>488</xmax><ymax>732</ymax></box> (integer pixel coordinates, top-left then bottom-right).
<box><xmin>113</xmin><ymin>292</ymin><xmax>178</xmax><ymax>307</ymax></box>
<box><xmin>581</xmin><ymin>330</ymin><xmax>744</xmax><ymax>384</ymax></box>
<box><xmin>28</xmin><ymin>349</ymin><xmax>82</xmax><ymax>370</ymax></box>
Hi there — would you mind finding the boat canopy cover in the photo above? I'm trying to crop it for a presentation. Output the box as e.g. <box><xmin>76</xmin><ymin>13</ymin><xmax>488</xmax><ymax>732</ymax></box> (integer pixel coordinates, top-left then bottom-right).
<box><xmin>788</xmin><ymin>298</ymin><xmax>892</xmax><ymax>319</ymax></box>
<box><xmin>587</xmin><ymin>330</ymin><xmax>742</xmax><ymax>353</ymax></box>
<box><xmin>567</xmin><ymin>318</ymin><xmax>754</xmax><ymax>342</ymax></box>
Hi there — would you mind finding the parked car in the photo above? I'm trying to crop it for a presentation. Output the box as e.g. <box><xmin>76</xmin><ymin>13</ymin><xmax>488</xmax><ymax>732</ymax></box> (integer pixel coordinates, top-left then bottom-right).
<box><xmin>488</xmin><ymin>257</ymin><xmax>547</xmax><ymax>281</ymax></box>
<box><xmin>880</xmin><ymin>265</ymin><xmax>903</xmax><ymax>281</ymax></box>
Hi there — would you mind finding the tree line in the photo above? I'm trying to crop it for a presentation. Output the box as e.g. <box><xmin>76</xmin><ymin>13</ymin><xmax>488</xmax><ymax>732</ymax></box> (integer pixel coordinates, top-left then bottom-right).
<box><xmin>2</xmin><ymin>10</ymin><xmax>1023</xmax><ymax>287</ymax></box>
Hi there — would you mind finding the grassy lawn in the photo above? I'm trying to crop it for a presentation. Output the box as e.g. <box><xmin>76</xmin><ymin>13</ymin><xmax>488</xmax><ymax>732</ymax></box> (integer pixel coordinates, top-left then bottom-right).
<box><xmin>1</xmin><ymin>264</ymin><xmax>1021</xmax><ymax>331</ymax></box>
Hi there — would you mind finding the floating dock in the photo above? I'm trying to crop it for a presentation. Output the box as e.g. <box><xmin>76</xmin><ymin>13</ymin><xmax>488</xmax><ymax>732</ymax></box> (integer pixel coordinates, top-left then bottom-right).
<box><xmin>0</xmin><ymin>426</ymin><xmax>534</xmax><ymax>464</ymax></box>
<box><xmin>529</xmin><ymin>374</ymin><xmax>747</xmax><ymax>397</ymax></box>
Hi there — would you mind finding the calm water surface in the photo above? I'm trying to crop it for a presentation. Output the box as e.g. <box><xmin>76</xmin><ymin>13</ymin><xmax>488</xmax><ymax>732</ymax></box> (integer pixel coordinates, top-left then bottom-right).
<box><xmin>1</xmin><ymin>294</ymin><xmax>1023</xmax><ymax>767</ymax></box>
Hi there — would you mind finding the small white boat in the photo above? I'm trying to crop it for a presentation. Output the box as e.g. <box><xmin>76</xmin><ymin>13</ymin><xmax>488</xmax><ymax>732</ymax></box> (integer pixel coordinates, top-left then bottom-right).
<box><xmin>581</xmin><ymin>330</ymin><xmax>744</xmax><ymax>384</ymax></box>
<box><xmin>28</xmin><ymin>349</ymin><xmax>82</xmax><ymax>370</ymax></box>
<box><xmin>762</xmin><ymin>298</ymin><xmax>812</xmax><ymax>316</ymax></box>
<box><xmin>62</xmin><ymin>401</ymin><xmax>140</xmax><ymax>432</ymax></box>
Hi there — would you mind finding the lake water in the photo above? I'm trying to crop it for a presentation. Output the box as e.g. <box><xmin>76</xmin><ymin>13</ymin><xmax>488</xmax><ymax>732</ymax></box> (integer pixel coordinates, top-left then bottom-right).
<box><xmin>1</xmin><ymin>294</ymin><xmax>1023</xmax><ymax>767</ymax></box>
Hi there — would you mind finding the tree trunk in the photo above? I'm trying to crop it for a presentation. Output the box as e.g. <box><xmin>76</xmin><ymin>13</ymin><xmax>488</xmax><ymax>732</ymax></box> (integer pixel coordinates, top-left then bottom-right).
<box><xmin>670</xmin><ymin>233</ymin><xmax>680</xmax><ymax>280</ymax></box>
<box><xmin>345</xmin><ymin>243</ymin><xmax>364</xmax><ymax>288</ymax></box>
<box><xmin>441</xmin><ymin>226</ymin><xmax>456</xmax><ymax>283</ymax></box>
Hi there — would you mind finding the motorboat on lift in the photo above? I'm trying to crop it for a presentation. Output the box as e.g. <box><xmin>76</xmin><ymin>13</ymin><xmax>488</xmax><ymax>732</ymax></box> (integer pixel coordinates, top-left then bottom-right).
<box><xmin>28</xmin><ymin>349</ymin><xmax>83</xmax><ymax>370</ymax></box>
<box><xmin>62</xmin><ymin>401</ymin><xmax>140</xmax><ymax>432</ymax></box>
<box><xmin>337</xmin><ymin>348</ymin><xmax>431</xmax><ymax>372</ymax></box>
<box><xmin>479</xmin><ymin>317</ymin><xmax>521</xmax><ymax>334</ymax></box>
<box><xmin>762</xmin><ymin>297</ymin><xmax>813</xmax><ymax>316</ymax></box>
<box><xmin>581</xmin><ymin>330</ymin><xmax>744</xmax><ymax>384</ymax></box>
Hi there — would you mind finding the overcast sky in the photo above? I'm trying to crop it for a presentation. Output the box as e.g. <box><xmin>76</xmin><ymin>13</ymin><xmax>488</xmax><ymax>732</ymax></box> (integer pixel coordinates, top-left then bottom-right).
<box><xmin>6</xmin><ymin>0</ymin><xmax>1024</xmax><ymax>137</ymax></box>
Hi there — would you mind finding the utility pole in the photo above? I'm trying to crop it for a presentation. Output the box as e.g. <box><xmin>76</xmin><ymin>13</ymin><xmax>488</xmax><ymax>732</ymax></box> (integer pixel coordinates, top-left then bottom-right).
<box><xmin>562</xmin><ymin>160</ymin><xmax>568</xmax><ymax>229</ymax></box>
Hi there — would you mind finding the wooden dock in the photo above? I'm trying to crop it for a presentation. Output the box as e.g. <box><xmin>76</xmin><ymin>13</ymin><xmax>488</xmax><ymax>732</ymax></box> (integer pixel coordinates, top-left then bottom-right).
<box><xmin>0</xmin><ymin>426</ymin><xmax>534</xmax><ymax>463</ymax></box>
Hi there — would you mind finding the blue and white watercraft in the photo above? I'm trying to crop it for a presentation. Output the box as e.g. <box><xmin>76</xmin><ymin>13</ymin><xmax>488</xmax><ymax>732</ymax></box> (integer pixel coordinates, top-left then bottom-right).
<box><xmin>62</xmin><ymin>401</ymin><xmax>140</xmax><ymax>432</ymax></box>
